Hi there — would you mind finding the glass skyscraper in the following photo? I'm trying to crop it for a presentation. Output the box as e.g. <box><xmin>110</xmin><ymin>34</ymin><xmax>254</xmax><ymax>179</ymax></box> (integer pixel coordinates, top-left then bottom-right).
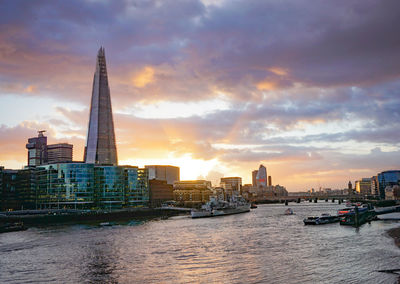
<box><xmin>84</xmin><ymin>47</ymin><xmax>118</xmax><ymax>165</ymax></box>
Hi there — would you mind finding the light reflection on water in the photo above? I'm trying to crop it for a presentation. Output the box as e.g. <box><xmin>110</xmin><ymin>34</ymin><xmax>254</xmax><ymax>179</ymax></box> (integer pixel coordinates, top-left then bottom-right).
<box><xmin>1</xmin><ymin>202</ymin><xmax>400</xmax><ymax>283</ymax></box>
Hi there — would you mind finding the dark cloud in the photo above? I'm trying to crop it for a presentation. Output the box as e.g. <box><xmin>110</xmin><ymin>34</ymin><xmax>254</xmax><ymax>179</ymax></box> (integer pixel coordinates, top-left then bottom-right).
<box><xmin>1</xmin><ymin>0</ymin><xmax>400</xmax><ymax>104</ymax></box>
<box><xmin>1</xmin><ymin>0</ymin><xmax>400</xmax><ymax>189</ymax></box>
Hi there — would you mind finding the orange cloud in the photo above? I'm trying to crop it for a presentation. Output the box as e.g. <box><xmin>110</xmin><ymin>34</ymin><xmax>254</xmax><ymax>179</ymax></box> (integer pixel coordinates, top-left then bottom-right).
<box><xmin>24</xmin><ymin>85</ymin><xmax>37</xmax><ymax>93</ymax></box>
<box><xmin>268</xmin><ymin>67</ymin><xmax>288</xmax><ymax>76</ymax></box>
<box><xmin>132</xmin><ymin>66</ymin><xmax>155</xmax><ymax>88</ymax></box>
<box><xmin>256</xmin><ymin>80</ymin><xmax>277</xmax><ymax>91</ymax></box>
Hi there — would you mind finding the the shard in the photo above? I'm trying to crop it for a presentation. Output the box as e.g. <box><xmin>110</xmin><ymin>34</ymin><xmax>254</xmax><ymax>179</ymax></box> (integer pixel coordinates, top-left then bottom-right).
<box><xmin>84</xmin><ymin>47</ymin><xmax>118</xmax><ymax>165</ymax></box>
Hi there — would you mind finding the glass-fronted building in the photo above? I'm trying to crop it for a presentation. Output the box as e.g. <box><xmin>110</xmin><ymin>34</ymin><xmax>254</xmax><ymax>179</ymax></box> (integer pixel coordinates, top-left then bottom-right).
<box><xmin>95</xmin><ymin>166</ymin><xmax>125</xmax><ymax>209</ymax></box>
<box><xmin>125</xmin><ymin>166</ymin><xmax>149</xmax><ymax>207</ymax></box>
<box><xmin>378</xmin><ymin>170</ymin><xmax>400</xmax><ymax>199</ymax></box>
<box><xmin>36</xmin><ymin>163</ymin><xmax>95</xmax><ymax>209</ymax></box>
<box><xmin>34</xmin><ymin>163</ymin><xmax>149</xmax><ymax>210</ymax></box>
<box><xmin>1</xmin><ymin>163</ymin><xmax>149</xmax><ymax>210</ymax></box>
<box><xmin>0</xmin><ymin>167</ymin><xmax>37</xmax><ymax>211</ymax></box>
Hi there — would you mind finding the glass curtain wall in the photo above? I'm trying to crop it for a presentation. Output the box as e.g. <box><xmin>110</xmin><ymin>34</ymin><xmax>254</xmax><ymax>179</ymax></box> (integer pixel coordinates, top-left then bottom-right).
<box><xmin>124</xmin><ymin>167</ymin><xmax>149</xmax><ymax>207</ymax></box>
<box><xmin>94</xmin><ymin>166</ymin><xmax>125</xmax><ymax>210</ymax></box>
<box><xmin>36</xmin><ymin>163</ymin><xmax>95</xmax><ymax>209</ymax></box>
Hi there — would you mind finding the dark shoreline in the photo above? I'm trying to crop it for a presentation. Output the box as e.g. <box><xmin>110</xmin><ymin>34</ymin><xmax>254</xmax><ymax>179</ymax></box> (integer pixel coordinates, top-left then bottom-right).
<box><xmin>0</xmin><ymin>208</ymin><xmax>190</xmax><ymax>227</ymax></box>
<box><xmin>387</xmin><ymin>226</ymin><xmax>400</xmax><ymax>249</ymax></box>
<box><xmin>385</xmin><ymin>226</ymin><xmax>400</xmax><ymax>284</ymax></box>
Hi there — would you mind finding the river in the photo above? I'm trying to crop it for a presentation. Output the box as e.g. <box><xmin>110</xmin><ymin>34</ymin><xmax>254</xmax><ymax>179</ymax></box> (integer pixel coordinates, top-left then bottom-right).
<box><xmin>1</xmin><ymin>202</ymin><xmax>400</xmax><ymax>283</ymax></box>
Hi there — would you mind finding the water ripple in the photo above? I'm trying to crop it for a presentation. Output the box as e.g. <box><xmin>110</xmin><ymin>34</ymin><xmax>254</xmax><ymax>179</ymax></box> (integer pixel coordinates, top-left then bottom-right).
<box><xmin>1</xmin><ymin>203</ymin><xmax>400</xmax><ymax>283</ymax></box>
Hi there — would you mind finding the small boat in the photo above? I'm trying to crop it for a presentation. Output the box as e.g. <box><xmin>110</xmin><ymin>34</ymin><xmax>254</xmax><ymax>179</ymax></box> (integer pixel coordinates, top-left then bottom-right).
<box><xmin>303</xmin><ymin>213</ymin><xmax>339</xmax><ymax>225</ymax></box>
<box><xmin>284</xmin><ymin>208</ymin><xmax>294</xmax><ymax>215</ymax></box>
<box><xmin>0</xmin><ymin>222</ymin><xmax>27</xmax><ymax>233</ymax></box>
<box><xmin>99</xmin><ymin>222</ymin><xmax>115</xmax><ymax>226</ymax></box>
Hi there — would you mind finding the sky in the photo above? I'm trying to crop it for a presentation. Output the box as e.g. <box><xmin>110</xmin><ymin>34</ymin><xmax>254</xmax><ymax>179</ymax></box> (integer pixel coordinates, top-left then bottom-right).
<box><xmin>0</xmin><ymin>0</ymin><xmax>399</xmax><ymax>191</ymax></box>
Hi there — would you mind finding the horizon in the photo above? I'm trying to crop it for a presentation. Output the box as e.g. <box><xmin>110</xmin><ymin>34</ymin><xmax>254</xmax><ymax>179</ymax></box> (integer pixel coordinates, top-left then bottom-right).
<box><xmin>1</xmin><ymin>1</ymin><xmax>400</xmax><ymax>191</ymax></box>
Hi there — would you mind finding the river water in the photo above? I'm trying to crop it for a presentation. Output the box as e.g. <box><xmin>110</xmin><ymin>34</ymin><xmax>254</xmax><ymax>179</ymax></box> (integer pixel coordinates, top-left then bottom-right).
<box><xmin>1</xmin><ymin>202</ymin><xmax>400</xmax><ymax>284</ymax></box>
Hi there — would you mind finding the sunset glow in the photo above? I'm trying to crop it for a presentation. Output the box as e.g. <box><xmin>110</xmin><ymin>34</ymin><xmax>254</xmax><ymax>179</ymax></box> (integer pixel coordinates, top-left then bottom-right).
<box><xmin>0</xmin><ymin>0</ymin><xmax>399</xmax><ymax>191</ymax></box>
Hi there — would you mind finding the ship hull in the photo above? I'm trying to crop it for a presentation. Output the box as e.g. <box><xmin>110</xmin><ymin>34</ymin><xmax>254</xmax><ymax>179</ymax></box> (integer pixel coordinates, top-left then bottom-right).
<box><xmin>191</xmin><ymin>205</ymin><xmax>250</xmax><ymax>218</ymax></box>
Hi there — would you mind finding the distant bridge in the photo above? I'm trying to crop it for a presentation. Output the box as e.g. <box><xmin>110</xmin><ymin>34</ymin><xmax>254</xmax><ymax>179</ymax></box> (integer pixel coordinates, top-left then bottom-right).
<box><xmin>255</xmin><ymin>195</ymin><xmax>350</xmax><ymax>202</ymax></box>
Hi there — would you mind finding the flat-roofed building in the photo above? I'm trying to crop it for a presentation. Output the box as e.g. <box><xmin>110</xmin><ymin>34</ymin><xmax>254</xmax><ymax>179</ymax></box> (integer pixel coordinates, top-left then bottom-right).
<box><xmin>252</xmin><ymin>170</ymin><xmax>258</xmax><ymax>186</ymax></box>
<box><xmin>149</xmin><ymin>179</ymin><xmax>173</xmax><ymax>207</ymax></box>
<box><xmin>220</xmin><ymin>177</ymin><xmax>242</xmax><ymax>198</ymax></box>
<box><xmin>47</xmin><ymin>143</ymin><xmax>73</xmax><ymax>164</ymax></box>
<box><xmin>34</xmin><ymin>163</ymin><xmax>149</xmax><ymax>210</ymax></box>
<box><xmin>145</xmin><ymin>165</ymin><xmax>180</xmax><ymax>185</ymax></box>
<box><xmin>0</xmin><ymin>168</ymin><xmax>37</xmax><ymax>211</ymax></box>
<box><xmin>355</xmin><ymin>178</ymin><xmax>372</xmax><ymax>196</ymax></box>
<box><xmin>173</xmin><ymin>180</ymin><xmax>212</xmax><ymax>207</ymax></box>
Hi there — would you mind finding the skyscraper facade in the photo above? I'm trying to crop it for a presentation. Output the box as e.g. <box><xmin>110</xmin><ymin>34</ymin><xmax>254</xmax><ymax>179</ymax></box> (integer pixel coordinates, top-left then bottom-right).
<box><xmin>26</xmin><ymin>130</ymin><xmax>47</xmax><ymax>166</ymax></box>
<box><xmin>84</xmin><ymin>47</ymin><xmax>118</xmax><ymax>166</ymax></box>
<box><xmin>256</xmin><ymin>164</ymin><xmax>267</xmax><ymax>187</ymax></box>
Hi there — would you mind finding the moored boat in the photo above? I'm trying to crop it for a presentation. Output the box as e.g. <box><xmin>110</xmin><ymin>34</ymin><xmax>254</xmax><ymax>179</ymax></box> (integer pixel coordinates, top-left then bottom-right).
<box><xmin>191</xmin><ymin>197</ymin><xmax>250</xmax><ymax>218</ymax></box>
<box><xmin>338</xmin><ymin>205</ymin><xmax>368</xmax><ymax>216</ymax></box>
<box><xmin>0</xmin><ymin>222</ymin><xmax>27</xmax><ymax>233</ymax></box>
<box><xmin>338</xmin><ymin>205</ymin><xmax>374</xmax><ymax>226</ymax></box>
<box><xmin>99</xmin><ymin>222</ymin><xmax>116</xmax><ymax>226</ymax></box>
<box><xmin>303</xmin><ymin>213</ymin><xmax>339</xmax><ymax>225</ymax></box>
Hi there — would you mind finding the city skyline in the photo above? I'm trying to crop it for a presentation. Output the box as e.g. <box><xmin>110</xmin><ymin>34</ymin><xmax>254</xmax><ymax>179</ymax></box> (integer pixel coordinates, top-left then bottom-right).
<box><xmin>0</xmin><ymin>1</ymin><xmax>400</xmax><ymax>191</ymax></box>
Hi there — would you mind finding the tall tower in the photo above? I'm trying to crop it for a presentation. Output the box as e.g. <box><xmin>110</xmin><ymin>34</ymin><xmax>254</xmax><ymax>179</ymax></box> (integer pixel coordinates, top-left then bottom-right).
<box><xmin>26</xmin><ymin>130</ymin><xmax>48</xmax><ymax>166</ymax></box>
<box><xmin>256</xmin><ymin>164</ymin><xmax>267</xmax><ymax>187</ymax></box>
<box><xmin>84</xmin><ymin>47</ymin><xmax>118</xmax><ymax>165</ymax></box>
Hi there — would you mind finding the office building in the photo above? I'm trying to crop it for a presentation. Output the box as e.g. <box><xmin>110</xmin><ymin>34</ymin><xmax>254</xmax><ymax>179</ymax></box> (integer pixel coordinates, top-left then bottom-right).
<box><xmin>47</xmin><ymin>143</ymin><xmax>73</xmax><ymax>163</ymax></box>
<box><xmin>36</xmin><ymin>163</ymin><xmax>96</xmax><ymax>209</ymax></box>
<box><xmin>371</xmin><ymin>176</ymin><xmax>378</xmax><ymax>196</ymax></box>
<box><xmin>26</xmin><ymin>131</ymin><xmax>74</xmax><ymax>167</ymax></box>
<box><xmin>256</xmin><ymin>164</ymin><xmax>267</xmax><ymax>187</ymax></box>
<box><xmin>18</xmin><ymin>163</ymin><xmax>150</xmax><ymax>210</ymax></box>
<box><xmin>378</xmin><ymin>170</ymin><xmax>400</xmax><ymax>199</ymax></box>
<box><xmin>84</xmin><ymin>47</ymin><xmax>118</xmax><ymax>165</ymax></box>
<box><xmin>149</xmin><ymin>179</ymin><xmax>174</xmax><ymax>207</ymax></box>
<box><xmin>252</xmin><ymin>170</ymin><xmax>258</xmax><ymax>186</ymax></box>
<box><xmin>125</xmin><ymin>167</ymin><xmax>149</xmax><ymax>207</ymax></box>
<box><xmin>268</xmin><ymin>176</ymin><xmax>272</xmax><ymax>186</ymax></box>
<box><xmin>220</xmin><ymin>177</ymin><xmax>242</xmax><ymax>196</ymax></box>
<box><xmin>26</xmin><ymin>130</ymin><xmax>47</xmax><ymax>166</ymax></box>
<box><xmin>355</xmin><ymin>178</ymin><xmax>372</xmax><ymax>196</ymax></box>
<box><xmin>145</xmin><ymin>165</ymin><xmax>180</xmax><ymax>185</ymax></box>
<box><xmin>173</xmin><ymin>180</ymin><xmax>212</xmax><ymax>207</ymax></box>
<box><xmin>0</xmin><ymin>167</ymin><xmax>36</xmax><ymax>211</ymax></box>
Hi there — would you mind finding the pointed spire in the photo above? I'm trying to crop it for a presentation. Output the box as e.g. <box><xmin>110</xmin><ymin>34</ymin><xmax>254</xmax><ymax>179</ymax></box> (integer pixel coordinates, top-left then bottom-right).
<box><xmin>97</xmin><ymin>46</ymin><xmax>105</xmax><ymax>57</ymax></box>
<box><xmin>84</xmin><ymin>47</ymin><xmax>118</xmax><ymax>165</ymax></box>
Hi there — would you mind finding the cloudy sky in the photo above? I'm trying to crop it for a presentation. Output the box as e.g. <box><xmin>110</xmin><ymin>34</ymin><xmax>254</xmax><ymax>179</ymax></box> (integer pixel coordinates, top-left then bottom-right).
<box><xmin>0</xmin><ymin>0</ymin><xmax>399</xmax><ymax>191</ymax></box>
